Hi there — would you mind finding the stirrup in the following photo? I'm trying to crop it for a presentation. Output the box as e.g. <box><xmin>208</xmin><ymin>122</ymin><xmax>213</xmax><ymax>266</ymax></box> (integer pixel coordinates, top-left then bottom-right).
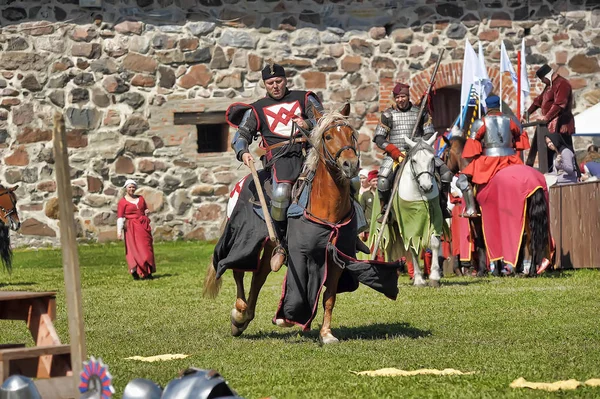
<box><xmin>460</xmin><ymin>209</ymin><xmax>480</xmax><ymax>218</ymax></box>
<box><xmin>270</xmin><ymin>245</ymin><xmax>287</xmax><ymax>272</ymax></box>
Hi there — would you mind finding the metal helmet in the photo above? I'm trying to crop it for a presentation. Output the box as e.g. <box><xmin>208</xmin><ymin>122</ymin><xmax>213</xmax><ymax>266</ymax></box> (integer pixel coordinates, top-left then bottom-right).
<box><xmin>161</xmin><ymin>368</ymin><xmax>239</xmax><ymax>399</ymax></box>
<box><xmin>123</xmin><ymin>379</ymin><xmax>163</xmax><ymax>399</ymax></box>
<box><xmin>0</xmin><ymin>375</ymin><xmax>42</xmax><ymax>399</ymax></box>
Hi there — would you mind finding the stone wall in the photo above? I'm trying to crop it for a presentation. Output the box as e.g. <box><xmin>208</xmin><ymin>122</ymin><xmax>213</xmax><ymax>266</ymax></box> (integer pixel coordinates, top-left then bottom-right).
<box><xmin>1</xmin><ymin>0</ymin><xmax>599</xmax><ymax>247</ymax></box>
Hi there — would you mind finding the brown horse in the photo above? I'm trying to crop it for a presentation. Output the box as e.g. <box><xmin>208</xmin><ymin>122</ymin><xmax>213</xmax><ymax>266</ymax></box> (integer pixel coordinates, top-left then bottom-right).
<box><xmin>441</xmin><ymin>135</ymin><xmax>552</xmax><ymax>276</ymax></box>
<box><xmin>204</xmin><ymin>104</ymin><xmax>364</xmax><ymax>343</ymax></box>
<box><xmin>0</xmin><ymin>184</ymin><xmax>21</xmax><ymax>272</ymax></box>
<box><xmin>440</xmin><ymin>135</ymin><xmax>488</xmax><ymax>276</ymax></box>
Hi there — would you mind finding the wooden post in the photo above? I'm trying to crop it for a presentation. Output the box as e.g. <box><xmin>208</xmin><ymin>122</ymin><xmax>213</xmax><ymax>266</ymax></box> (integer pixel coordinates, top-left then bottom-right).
<box><xmin>52</xmin><ymin>113</ymin><xmax>86</xmax><ymax>396</ymax></box>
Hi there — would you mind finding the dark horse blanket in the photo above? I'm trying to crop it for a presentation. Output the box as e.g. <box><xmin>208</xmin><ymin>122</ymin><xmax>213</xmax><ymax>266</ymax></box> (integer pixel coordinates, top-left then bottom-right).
<box><xmin>212</xmin><ymin>170</ymin><xmax>401</xmax><ymax>330</ymax></box>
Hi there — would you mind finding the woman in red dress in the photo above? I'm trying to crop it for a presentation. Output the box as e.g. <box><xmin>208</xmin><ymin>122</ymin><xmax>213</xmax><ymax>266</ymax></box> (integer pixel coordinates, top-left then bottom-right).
<box><xmin>117</xmin><ymin>179</ymin><xmax>156</xmax><ymax>280</ymax></box>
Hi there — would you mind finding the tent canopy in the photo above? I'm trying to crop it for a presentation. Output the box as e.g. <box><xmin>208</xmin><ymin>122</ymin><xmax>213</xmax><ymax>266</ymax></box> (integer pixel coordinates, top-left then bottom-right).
<box><xmin>574</xmin><ymin>103</ymin><xmax>600</xmax><ymax>136</ymax></box>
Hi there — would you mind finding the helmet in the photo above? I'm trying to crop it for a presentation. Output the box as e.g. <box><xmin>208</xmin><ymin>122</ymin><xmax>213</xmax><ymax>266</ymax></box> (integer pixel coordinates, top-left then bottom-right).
<box><xmin>122</xmin><ymin>379</ymin><xmax>163</xmax><ymax>399</ymax></box>
<box><xmin>0</xmin><ymin>375</ymin><xmax>42</xmax><ymax>399</ymax></box>
<box><xmin>161</xmin><ymin>368</ymin><xmax>239</xmax><ymax>399</ymax></box>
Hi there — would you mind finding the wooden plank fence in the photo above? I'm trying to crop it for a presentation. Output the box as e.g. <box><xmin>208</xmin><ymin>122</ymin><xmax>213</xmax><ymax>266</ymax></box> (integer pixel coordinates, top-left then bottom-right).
<box><xmin>549</xmin><ymin>180</ymin><xmax>600</xmax><ymax>269</ymax></box>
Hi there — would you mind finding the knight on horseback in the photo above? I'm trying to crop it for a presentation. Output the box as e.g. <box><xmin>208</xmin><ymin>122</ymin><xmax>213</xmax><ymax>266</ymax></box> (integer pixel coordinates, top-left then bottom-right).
<box><xmin>457</xmin><ymin>95</ymin><xmax>531</xmax><ymax>217</ymax></box>
<box><xmin>228</xmin><ymin>63</ymin><xmax>362</xmax><ymax>272</ymax></box>
<box><xmin>373</xmin><ymin>82</ymin><xmax>453</xmax><ymax>221</ymax></box>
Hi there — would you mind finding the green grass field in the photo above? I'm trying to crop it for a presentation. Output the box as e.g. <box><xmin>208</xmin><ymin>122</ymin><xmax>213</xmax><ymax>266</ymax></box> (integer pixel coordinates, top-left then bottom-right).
<box><xmin>1</xmin><ymin>241</ymin><xmax>600</xmax><ymax>398</ymax></box>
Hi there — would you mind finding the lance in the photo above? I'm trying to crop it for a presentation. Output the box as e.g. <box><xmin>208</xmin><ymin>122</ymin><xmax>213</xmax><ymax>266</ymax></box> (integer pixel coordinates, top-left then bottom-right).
<box><xmin>371</xmin><ymin>48</ymin><xmax>445</xmax><ymax>260</ymax></box>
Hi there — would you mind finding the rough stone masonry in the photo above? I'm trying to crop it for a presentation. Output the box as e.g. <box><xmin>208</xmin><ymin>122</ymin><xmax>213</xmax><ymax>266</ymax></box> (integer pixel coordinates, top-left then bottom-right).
<box><xmin>0</xmin><ymin>0</ymin><xmax>598</xmax><ymax>247</ymax></box>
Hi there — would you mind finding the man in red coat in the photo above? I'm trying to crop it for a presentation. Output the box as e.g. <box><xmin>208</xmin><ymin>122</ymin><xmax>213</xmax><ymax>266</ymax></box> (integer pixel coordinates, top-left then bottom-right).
<box><xmin>525</xmin><ymin>64</ymin><xmax>575</xmax><ymax>150</ymax></box>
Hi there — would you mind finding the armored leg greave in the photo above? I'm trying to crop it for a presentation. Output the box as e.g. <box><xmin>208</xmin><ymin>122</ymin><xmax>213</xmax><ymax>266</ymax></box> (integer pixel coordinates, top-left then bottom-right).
<box><xmin>456</xmin><ymin>174</ymin><xmax>478</xmax><ymax>217</ymax></box>
<box><xmin>270</xmin><ymin>181</ymin><xmax>292</xmax><ymax>222</ymax></box>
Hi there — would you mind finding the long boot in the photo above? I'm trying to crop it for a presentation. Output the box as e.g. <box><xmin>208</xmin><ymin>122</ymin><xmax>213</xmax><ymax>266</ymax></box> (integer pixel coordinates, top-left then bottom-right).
<box><xmin>377</xmin><ymin>189</ymin><xmax>391</xmax><ymax>224</ymax></box>
<box><xmin>270</xmin><ymin>220</ymin><xmax>287</xmax><ymax>272</ymax></box>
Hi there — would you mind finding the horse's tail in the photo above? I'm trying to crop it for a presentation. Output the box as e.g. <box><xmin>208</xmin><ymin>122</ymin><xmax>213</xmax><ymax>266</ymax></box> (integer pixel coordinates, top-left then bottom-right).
<box><xmin>202</xmin><ymin>216</ymin><xmax>228</xmax><ymax>299</ymax></box>
<box><xmin>0</xmin><ymin>225</ymin><xmax>12</xmax><ymax>273</ymax></box>
<box><xmin>527</xmin><ymin>187</ymin><xmax>549</xmax><ymax>267</ymax></box>
<box><xmin>202</xmin><ymin>260</ymin><xmax>222</xmax><ymax>299</ymax></box>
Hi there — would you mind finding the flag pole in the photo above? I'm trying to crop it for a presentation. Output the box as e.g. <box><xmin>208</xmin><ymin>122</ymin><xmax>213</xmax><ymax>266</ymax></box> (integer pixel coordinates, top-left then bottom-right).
<box><xmin>517</xmin><ymin>50</ymin><xmax>522</xmax><ymax>119</ymax></box>
<box><xmin>500</xmin><ymin>72</ymin><xmax>503</xmax><ymax>112</ymax></box>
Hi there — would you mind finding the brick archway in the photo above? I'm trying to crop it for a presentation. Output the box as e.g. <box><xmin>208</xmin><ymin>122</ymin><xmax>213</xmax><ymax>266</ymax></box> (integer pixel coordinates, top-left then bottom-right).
<box><xmin>376</xmin><ymin>61</ymin><xmax>545</xmax><ymax>117</ymax></box>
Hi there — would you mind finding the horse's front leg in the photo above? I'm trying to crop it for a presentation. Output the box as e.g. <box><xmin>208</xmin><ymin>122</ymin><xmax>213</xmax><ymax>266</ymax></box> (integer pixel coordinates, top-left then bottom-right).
<box><xmin>412</xmin><ymin>249</ymin><xmax>427</xmax><ymax>287</ymax></box>
<box><xmin>320</xmin><ymin>263</ymin><xmax>343</xmax><ymax>345</ymax></box>
<box><xmin>245</xmin><ymin>247</ymin><xmax>273</xmax><ymax>326</ymax></box>
<box><xmin>231</xmin><ymin>270</ymin><xmax>248</xmax><ymax>337</ymax></box>
<box><xmin>429</xmin><ymin>235</ymin><xmax>441</xmax><ymax>288</ymax></box>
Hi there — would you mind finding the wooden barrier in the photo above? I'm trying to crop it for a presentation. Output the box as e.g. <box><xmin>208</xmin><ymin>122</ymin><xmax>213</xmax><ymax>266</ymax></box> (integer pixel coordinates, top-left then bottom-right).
<box><xmin>549</xmin><ymin>180</ymin><xmax>600</xmax><ymax>269</ymax></box>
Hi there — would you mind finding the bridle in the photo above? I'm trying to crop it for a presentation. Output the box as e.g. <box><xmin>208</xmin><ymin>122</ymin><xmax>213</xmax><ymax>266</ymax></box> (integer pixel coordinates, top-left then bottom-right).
<box><xmin>297</xmin><ymin>120</ymin><xmax>359</xmax><ymax>172</ymax></box>
<box><xmin>407</xmin><ymin>141</ymin><xmax>436</xmax><ymax>191</ymax></box>
<box><xmin>0</xmin><ymin>187</ymin><xmax>18</xmax><ymax>223</ymax></box>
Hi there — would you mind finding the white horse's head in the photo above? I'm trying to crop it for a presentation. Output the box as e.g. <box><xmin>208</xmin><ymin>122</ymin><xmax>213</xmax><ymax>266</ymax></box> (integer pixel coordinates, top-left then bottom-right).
<box><xmin>404</xmin><ymin>133</ymin><xmax>438</xmax><ymax>193</ymax></box>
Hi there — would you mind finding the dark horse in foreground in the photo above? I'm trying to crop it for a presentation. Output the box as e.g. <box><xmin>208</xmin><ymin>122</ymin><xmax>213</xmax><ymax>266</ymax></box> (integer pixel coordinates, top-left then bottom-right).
<box><xmin>441</xmin><ymin>135</ymin><xmax>553</xmax><ymax>276</ymax></box>
<box><xmin>204</xmin><ymin>105</ymin><xmax>400</xmax><ymax>344</ymax></box>
<box><xmin>0</xmin><ymin>184</ymin><xmax>21</xmax><ymax>272</ymax></box>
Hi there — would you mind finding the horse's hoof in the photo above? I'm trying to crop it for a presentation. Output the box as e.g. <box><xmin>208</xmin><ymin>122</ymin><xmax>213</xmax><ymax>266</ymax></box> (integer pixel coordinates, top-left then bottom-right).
<box><xmin>231</xmin><ymin>307</ymin><xmax>246</xmax><ymax>325</ymax></box>
<box><xmin>476</xmin><ymin>271</ymin><xmax>488</xmax><ymax>277</ymax></box>
<box><xmin>319</xmin><ymin>332</ymin><xmax>339</xmax><ymax>345</ymax></box>
<box><xmin>274</xmin><ymin>318</ymin><xmax>294</xmax><ymax>328</ymax></box>
<box><xmin>230</xmin><ymin>314</ymin><xmax>249</xmax><ymax>337</ymax></box>
<box><xmin>429</xmin><ymin>279</ymin><xmax>441</xmax><ymax>288</ymax></box>
<box><xmin>413</xmin><ymin>278</ymin><xmax>427</xmax><ymax>287</ymax></box>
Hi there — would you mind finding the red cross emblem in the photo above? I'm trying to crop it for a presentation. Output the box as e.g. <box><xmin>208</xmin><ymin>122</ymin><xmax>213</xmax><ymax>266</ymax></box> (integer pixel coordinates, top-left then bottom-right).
<box><xmin>263</xmin><ymin>101</ymin><xmax>301</xmax><ymax>137</ymax></box>
<box><xmin>227</xmin><ymin>176</ymin><xmax>248</xmax><ymax>219</ymax></box>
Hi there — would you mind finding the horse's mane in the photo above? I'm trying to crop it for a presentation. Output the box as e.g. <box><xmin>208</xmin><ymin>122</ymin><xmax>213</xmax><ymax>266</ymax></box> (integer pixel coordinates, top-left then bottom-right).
<box><xmin>304</xmin><ymin>111</ymin><xmax>348</xmax><ymax>172</ymax></box>
<box><xmin>449</xmin><ymin>135</ymin><xmax>466</xmax><ymax>149</ymax></box>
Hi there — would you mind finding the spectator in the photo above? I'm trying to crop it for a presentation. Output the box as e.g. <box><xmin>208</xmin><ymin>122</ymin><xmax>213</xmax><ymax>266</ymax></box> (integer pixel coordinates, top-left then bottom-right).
<box><xmin>359</xmin><ymin>169</ymin><xmax>378</xmax><ymax>241</ymax></box>
<box><xmin>117</xmin><ymin>179</ymin><xmax>156</xmax><ymax>280</ymax></box>
<box><xmin>545</xmin><ymin>133</ymin><xmax>579</xmax><ymax>185</ymax></box>
<box><xmin>358</xmin><ymin>169</ymin><xmax>370</xmax><ymax>199</ymax></box>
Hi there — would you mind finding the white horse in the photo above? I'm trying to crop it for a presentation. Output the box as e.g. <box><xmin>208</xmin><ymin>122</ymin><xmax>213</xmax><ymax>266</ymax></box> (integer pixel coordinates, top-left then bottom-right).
<box><xmin>393</xmin><ymin>134</ymin><xmax>444</xmax><ymax>287</ymax></box>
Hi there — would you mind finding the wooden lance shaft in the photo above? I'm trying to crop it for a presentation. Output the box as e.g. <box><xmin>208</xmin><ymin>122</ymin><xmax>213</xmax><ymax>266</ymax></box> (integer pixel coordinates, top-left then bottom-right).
<box><xmin>52</xmin><ymin>112</ymin><xmax>87</xmax><ymax>396</ymax></box>
<box><xmin>371</xmin><ymin>48</ymin><xmax>445</xmax><ymax>260</ymax></box>
<box><xmin>248</xmin><ymin>162</ymin><xmax>279</xmax><ymax>244</ymax></box>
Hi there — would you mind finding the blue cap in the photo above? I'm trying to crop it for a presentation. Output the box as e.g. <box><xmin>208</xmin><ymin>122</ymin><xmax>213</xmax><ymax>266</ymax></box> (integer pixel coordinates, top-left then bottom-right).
<box><xmin>486</xmin><ymin>95</ymin><xmax>500</xmax><ymax>109</ymax></box>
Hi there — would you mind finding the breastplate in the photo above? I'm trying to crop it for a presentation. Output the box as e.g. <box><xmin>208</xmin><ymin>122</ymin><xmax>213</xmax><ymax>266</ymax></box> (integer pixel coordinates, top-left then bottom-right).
<box><xmin>389</xmin><ymin>108</ymin><xmax>419</xmax><ymax>149</ymax></box>
<box><xmin>482</xmin><ymin>115</ymin><xmax>516</xmax><ymax>156</ymax></box>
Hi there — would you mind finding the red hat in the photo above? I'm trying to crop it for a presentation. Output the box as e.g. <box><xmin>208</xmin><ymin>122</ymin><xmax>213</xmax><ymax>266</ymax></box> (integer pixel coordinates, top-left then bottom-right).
<box><xmin>367</xmin><ymin>169</ymin><xmax>378</xmax><ymax>182</ymax></box>
<box><xmin>392</xmin><ymin>83</ymin><xmax>410</xmax><ymax>96</ymax></box>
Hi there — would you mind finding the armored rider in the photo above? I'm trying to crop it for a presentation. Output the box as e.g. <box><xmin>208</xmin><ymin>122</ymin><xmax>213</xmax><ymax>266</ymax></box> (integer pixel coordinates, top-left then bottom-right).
<box><xmin>457</xmin><ymin>95</ymin><xmax>530</xmax><ymax>216</ymax></box>
<box><xmin>227</xmin><ymin>63</ymin><xmax>324</xmax><ymax>271</ymax></box>
<box><xmin>373</xmin><ymin>82</ymin><xmax>453</xmax><ymax>221</ymax></box>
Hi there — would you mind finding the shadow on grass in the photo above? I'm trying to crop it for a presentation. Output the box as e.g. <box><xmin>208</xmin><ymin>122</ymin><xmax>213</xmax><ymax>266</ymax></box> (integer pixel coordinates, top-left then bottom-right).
<box><xmin>241</xmin><ymin>322</ymin><xmax>431</xmax><ymax>342</ymax></box>
<box><xmin>333</xmin><ymin>322</ymin><xmax>431</xmax><ymax>341</ymax></box>
<box><xmin>435</xmin><ymin>279</ymin><xmax>491</xmax><ymax>286</ymax></box>
<box><xmin>0</xmin><ymin>281</ymin><xmax>37</xmax><ymax>288</ymax></box>
<box><xmin>145</xmin><ymin>273</ymin><xmax>177</xmax><ymax>280</ymax></box>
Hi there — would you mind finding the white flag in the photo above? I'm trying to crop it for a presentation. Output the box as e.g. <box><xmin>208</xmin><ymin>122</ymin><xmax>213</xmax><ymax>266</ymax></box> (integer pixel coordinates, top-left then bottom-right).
<box><xmin>475</xmin><ymin>41</ymin><xmax>493</xmax><ymax>112</ymax></box>
<box><xmin>460</xmin><ymin>38</ymin><xmax>478</xmax><ymax>111</ymax></box>
<box><xmin>520</xmin><ymin>38</ymin><xmax>530</xmax><ymax>114</ymax></box>
<box><xmin>500</xmin><ymin>41</ymin><xmax>518</xmax><ymax>87</ymax></box>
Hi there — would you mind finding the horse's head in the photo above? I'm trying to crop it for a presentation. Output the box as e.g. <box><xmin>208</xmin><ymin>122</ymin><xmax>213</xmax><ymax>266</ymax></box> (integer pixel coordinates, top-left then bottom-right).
<box><xmin>441</xmin><ymin>135</ymin><xmax>468</xmax><ymax>175</ymax></box>
<box><xmin>307</xmin><ymin>103</ymin><xmax>360</xmax><ymax>180</ymax></box>
<box><xmin>405</xmin><ymin>134</ymin><xmax>437</xmax><ymax>193</ymax></box>
<box><xmin>0</xmin><ymin>185</ymin><xmax>20</xmax><ymax>231</ymax></box>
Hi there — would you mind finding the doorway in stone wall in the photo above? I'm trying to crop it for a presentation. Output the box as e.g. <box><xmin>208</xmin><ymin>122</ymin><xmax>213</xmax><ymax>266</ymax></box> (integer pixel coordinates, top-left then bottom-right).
<box><xmin>430</xmin><ymin>86</ymin><xmax>462</xmax><ymax>135</ymax></box>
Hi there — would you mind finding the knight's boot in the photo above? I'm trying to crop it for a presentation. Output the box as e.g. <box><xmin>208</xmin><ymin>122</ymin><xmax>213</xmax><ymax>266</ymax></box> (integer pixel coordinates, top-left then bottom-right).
<box><xmin>536</xmin><ymin>258</ymin><xmax>551</xmax><ymax>275</ymax></box>
<box><xmin>440</xmin><ymin>183</ymin><xmax>452</xmax><ymax>219</ymax></box>
<box><xmin>270</xmin><ymin>220</ymin><xmax>287</xmax><ymax>272</ymax></box>
<box><xmin>377</xmin><ymin>189</ymin><xmax>391</xmax><ymax>224</ymax></box>
<box><xmin>456</xmin><ymin>174</ymin><xmax>479</xmax><ymax>218</ymax></box>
